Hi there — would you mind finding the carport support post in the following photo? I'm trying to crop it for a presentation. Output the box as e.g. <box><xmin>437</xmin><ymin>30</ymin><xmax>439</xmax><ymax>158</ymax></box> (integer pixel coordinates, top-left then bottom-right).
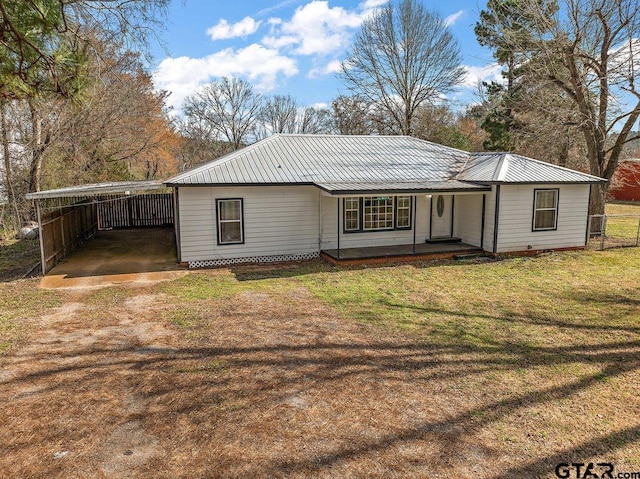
<box><xmin>36</xmin><ymin>200</ymin><xmax>46</xmax><ymax>275</ymax></box>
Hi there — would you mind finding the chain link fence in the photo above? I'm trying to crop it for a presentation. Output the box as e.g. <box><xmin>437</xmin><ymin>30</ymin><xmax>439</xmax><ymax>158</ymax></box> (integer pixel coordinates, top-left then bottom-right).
<box><xmin>587</xmin><ymin>214</ymin><xmax>640</xmax><ymax>250</ymax></box>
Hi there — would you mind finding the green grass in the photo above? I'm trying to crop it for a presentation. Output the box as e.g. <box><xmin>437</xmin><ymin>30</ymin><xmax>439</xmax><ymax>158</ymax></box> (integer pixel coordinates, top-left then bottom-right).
<box><xmin>0</xmin><ymin>239</ymin><xmax>40</xmax><ymax>281</ymax></box>
<box><xmin>0</xmin><ymin>279</ymin><xmax>62</xmax><ymax>352</ymax></box>
<box><xmin>605</xmin><ymin>203</ymin><xmax>640</xmax><ymax>243</ymax></box>
<box><xmin>295</xmin><ymin>249</ymin><xmax>640</xmax><ymax>349</ymax></box>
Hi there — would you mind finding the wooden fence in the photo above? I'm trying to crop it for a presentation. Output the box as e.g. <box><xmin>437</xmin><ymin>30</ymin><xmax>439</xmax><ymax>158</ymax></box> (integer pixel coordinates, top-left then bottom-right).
<box><xmin>97</xmin><ymin>193</ymin><xmax>174</xmax><ymax>229</ymax></box>
<box><xmin>37</xmin><ymin>192</ymin><xmax>174</xmax><ymax>274</ymax></box>
<box><xmin>38</xmin><ymin>200</ymin><xmax>98</xmax><ymax>274</ymax></box>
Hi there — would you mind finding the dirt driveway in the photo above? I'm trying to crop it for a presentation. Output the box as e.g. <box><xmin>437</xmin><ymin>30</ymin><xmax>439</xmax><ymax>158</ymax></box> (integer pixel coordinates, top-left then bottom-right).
<box><xmin>1</xmin><ymin>261</ymin><xmax>638</xmax><ymax>478</ymax></box>
<box><xmin>0</xmin><ymin>272</ymin><xmax>495</xmax><ymax>479</ymax></box>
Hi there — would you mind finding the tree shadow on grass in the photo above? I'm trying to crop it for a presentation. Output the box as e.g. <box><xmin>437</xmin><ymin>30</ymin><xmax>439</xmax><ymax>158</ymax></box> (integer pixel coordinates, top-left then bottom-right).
<box><xmin>3</xmin><ymin>330</ymin><xmax>639</xmax><ymax>477</ymax></box>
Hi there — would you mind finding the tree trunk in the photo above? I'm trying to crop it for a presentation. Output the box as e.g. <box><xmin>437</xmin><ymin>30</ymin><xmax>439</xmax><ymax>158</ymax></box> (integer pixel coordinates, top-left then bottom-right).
<box><xmin>0</xmin><ymin>99</ymin><xmax>21</xmax><ymax>225</ymax></box>
<box><xmin>28</xmin><ymin>100</ymin><xmax>44</xmax><ymax>193</ymax></box>
<box><xmin>589</xmin><ymin>182</ymin><xmax>606</xmax><ymax>216</ymax></box>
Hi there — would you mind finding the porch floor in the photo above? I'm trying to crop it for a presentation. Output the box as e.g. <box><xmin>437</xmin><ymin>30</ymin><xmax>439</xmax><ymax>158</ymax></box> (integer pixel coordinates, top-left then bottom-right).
<box><xmin>321</xmin><ymin>241</ymin><xmax>483</xmax><ymax>263</ymax></box>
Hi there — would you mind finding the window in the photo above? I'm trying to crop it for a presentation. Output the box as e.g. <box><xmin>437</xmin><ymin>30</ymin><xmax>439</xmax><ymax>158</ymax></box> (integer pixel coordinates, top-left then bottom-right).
<box><xmin>364</xmin><ymin>196</ymin><xmax>394</xmax><ymax>230</ymax></box>
<box><xmin>343</xmin><ymin>196</ymin><xmax>412</xmax><ymax>232</ymax></box>
<box><xmin>396</xmin><ymin>196</ymin><xmax>411</xmax><ymax>229</ymax></box>
<box><xmin>217</xmin><ymin>198</ymin><xmax>244</xmax><ymax>244</ymax></box>
<box><xmin>344</xmin><ymin>197</ymin><xmax>360</xmax><ymax>231</ymax></box>
<box><xmin>533</xmin><ymin>189</ymin><xmax>558</xmax><ymax>231</ymax></box>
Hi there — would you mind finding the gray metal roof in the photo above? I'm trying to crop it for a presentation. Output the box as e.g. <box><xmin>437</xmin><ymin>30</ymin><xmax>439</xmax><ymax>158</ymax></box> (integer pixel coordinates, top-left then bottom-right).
<box><xmin>165</xmin><ymin>134</ymin><xmax>605</xmax><ymax>191</ymax></box>
<box><xmin>316</xmin><ymin>180</ymin><xmax>490</xmax><ymax>195</ymax></box>
<box><xmin>459</xmin><ymin>152</ymin><xmax>606</xmax><ymax>184</ymax></box>
<box><xmin>166</xmin><ymin>135</ymin><xmax>469</xmax><ymax>186</ymax></box>
<box><xmin>25</xmin><ymin>180</ymin><xmax>167</xmax><ymax>200</ymax></box>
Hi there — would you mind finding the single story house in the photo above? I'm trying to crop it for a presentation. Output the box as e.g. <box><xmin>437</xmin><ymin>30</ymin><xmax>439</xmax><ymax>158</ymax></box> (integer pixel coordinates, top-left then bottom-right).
<box><xmin>165</xmin><ymin>134</ymin><xmax>605</xmax><ymax>267</ymax></box>
<box><xmin>609</xmin><ymin>159</ymin><xmax>640</xmax><ymax>202</ymax></box>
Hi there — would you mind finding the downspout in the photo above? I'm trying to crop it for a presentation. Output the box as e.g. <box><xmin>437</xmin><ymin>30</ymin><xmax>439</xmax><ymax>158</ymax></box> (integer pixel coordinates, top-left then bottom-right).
<box><xmin>480</xmin><ymin>194</ymin><xmax>486</xmax><ymax>250</ymax></box>
<box><xmin>173</xmin><ymin>187</ymin><xmax>181</xmax><ymax>263</ymax></box>
<box><xmin>412</xmin><ymin>195</ymin><xmax>417</xmax><ymax>253</ymax></box>
<box><xmin>492</xmin><ymin>185</ymin><xmax>501</xmax><ymax>254</ymax></box>
<box><xmin>336</xmin><ymin>198</ymin><xmax>340</xmax><ymax>259</ymax></box>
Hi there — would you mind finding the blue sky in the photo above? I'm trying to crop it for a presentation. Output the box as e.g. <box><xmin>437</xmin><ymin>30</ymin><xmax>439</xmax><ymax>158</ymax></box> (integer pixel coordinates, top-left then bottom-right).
<box><xmin>151</xmin><ymin>0</ymin><xmax>501</xmax><ymax>113</ymax></box>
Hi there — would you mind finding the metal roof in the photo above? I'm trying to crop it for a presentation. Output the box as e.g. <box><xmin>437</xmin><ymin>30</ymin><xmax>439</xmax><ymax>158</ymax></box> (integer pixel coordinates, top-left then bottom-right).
<box><xmin>25</xmin><ymin>180</ymin><xmax>167</xmax><ymax>200</ymax></box>
<box><xmin>316</xmin><ymin>180</ymin><xmax>490</xmax><ymax>195</ymax></box>
<box><xmin>459</xmin><ymin>152</ymin><xmax>606</xmax><ymax>184</ymax></box>
<box><xmin>165</xmin><ymin>134</ymin><xmax>605</xmax><ymax>191</ymax></box>
<box><xmin>166</xmin><ymin>135</ymin><xmax>470</xmax><ymax>186</ymax></box>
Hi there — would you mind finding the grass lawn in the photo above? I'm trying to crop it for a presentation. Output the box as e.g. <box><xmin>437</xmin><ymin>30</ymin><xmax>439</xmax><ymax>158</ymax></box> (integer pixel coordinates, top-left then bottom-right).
<box><xmin>0</xmin><ymin>222</ymin><xmax>639</xmax><ymax>477</ymax></box>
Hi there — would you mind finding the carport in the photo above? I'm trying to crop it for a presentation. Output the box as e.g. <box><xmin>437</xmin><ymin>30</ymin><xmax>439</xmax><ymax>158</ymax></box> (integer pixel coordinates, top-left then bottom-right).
<box><xmin>25</xmin><ymin>181</ymin><xmax>177</xmax><ymax>276</ymax></box>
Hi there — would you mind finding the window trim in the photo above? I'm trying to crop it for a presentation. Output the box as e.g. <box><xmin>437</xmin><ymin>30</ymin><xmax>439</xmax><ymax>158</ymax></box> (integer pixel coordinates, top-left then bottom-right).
<box><xmin>342</xmin><ymin>195</ymin><xmax>413</xmax><ymax>233</ymax></box>
<box><xmin>216</xmin><ymin>198</ymin><xmax>245</xmax><ymax>245</ymax></box>
<box><xmin>362</xmin><ymin>196</ymin><xmax>394</xmax><ymax>231</ymax></box>
<box><xmin>532</xmin><ymin>188</ymin><xmax>559</xmax><ymax>232</ymax></box>
<box><xmin>343</xmin><ymin>197</ymin><xmax>361</xmax><ymax>232</ymax></box>
<box><xmin>395</xmin><ymin>195</ymin><xmax>412</xmax><ymax>230</ymax></box>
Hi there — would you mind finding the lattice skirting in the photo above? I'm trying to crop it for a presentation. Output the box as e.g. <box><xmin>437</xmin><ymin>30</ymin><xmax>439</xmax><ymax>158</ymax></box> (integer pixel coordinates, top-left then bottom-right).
<box><xmin>188</xmin><ymin>252</ymin><xmax>319</xmax><ymax>268</ymax></box>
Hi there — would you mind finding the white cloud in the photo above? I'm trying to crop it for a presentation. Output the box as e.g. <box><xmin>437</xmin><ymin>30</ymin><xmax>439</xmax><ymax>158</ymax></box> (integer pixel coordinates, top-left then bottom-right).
<box><xmin>263</xmin><ymin>1</ymin><xmax>363</xmax><ymax>56</ymax></box>
<box><xmin>462</xmin><ymin>63</ymin><xmax>503</xmax><ymax>88</ymax></box>
<box><xmin>444</xmin><ymin>10</ymin><xmax>465</xmax><ymax>27</ymax></box>
<box><xmin>308</xmin><ymin>59</ymin><xmax>342</xmax><ymax>78</ymax></box>
<box><xmin>359</xmin><ymin>0</ymin><xmax>387</xmax><ymax>8</ymax></box>
<box><xmin>154</xmin><ymin>44</ymin><xmax>298</xmax><ymax>110</ymax></box>
<box><xmin>207</xmin><ymin>16</ymin><xmax>261</xmax><ymax>40</ymax></box>
<box><xmin>257</xmin><ymin>0</ymin><xmax>304</xmax><ymax>17</ymax></box>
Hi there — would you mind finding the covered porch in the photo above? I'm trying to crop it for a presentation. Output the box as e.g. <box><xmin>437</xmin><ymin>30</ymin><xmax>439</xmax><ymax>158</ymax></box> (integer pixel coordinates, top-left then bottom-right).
<box><xmin>322</xmin><ymin>240</ymin><xmax>483</xmax><ymax>264</ymax></box>
<box><xmin>317</xmin><ymin>180</ymin><xmax>491</xmax><ymax>264</ymax></box>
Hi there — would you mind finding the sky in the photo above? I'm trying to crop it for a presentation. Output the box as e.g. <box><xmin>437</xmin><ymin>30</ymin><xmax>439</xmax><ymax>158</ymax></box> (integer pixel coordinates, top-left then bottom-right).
<box><xmin>151</xmin><ymin>0</ymin><xmax>502</xmax><ymax>114</ymax></box>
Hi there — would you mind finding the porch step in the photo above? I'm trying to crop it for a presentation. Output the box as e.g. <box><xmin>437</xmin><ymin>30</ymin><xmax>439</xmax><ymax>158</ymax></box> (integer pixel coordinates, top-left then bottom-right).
<box><xmin>426</xmin><ymin>236</ymin><xmax>462</xmax><ymax>244</ymax></box>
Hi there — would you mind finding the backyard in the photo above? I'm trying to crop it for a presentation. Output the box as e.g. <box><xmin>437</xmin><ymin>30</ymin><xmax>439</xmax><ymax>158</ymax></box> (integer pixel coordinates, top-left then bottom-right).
<box><xmin>0</xmin><ymin>204</ymin><xmax>638</xmax><ymax>478</ymax></box>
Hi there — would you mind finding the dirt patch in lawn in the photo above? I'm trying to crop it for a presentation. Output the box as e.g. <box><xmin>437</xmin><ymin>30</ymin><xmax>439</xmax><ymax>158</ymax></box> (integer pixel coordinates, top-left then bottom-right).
<box><xmin>1</xmin><ymin>263</ymin><xmax>639</xmax><ymax>478</ymax></box>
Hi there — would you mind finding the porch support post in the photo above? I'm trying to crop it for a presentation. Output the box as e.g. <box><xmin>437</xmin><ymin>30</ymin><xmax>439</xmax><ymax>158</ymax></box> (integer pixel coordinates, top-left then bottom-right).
<box><xmin>36</xmin><ymin>199</ymin><xmax>46</xmax><ymax>275</ymax></box>
<box><xmin>428</xmin><ymin>195</ymin><xmax>433</xmax><ymax>240</ymax></box>
<box><xmin>412</xmin><ymin>195</ymin><xmax>417</xmax><ymax>253</ymax></box>
<box><xmin>336</xmin><ymin>197</ymin><xmax>340</xmax><ymax>259</ymax></box>
<box><xmin>450</xmin><ymin>195</ymin><xmax>455</xmax><ymax>237</ymax></box>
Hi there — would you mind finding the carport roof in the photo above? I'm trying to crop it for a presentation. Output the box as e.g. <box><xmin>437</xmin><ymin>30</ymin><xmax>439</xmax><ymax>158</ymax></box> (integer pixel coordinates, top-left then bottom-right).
<box><xmin>25</xmin><ymin>180</ymin><xmax>167</xmax><ymax>200</ymax></box>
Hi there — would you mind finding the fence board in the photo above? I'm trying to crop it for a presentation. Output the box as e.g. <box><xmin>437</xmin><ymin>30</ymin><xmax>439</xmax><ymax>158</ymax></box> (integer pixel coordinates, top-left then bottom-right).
<box><xmin>97</xmin><ymin>193</ymin><xmax>173</xmax><ymax>229</ymax></box>
<box><xmin>40</xmin><ymin>200</ymin><xmax>98</xmax><ymax>273</ymax></box>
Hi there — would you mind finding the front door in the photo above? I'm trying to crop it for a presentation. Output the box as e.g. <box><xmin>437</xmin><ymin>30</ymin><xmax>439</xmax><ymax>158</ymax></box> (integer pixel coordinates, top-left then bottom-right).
<box><xmin>430</xmin><ymin>194</ymin><xmax>453</xmax><ymax>238</ymax></box>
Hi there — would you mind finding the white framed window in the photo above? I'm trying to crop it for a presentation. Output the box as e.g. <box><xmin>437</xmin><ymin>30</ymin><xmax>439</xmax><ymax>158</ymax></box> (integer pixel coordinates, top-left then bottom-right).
<box><xmin>533</xmin><ymin>189</ymin><xmax>559</xmax><ymax>231</ymax></box>
<box><xmin>396</xmin><ymin>196</ymin><xmax>411</xmax><ymax>229</ymax></box>
<box><xmin>344</xmin><ymin>197</ymin><xmax>360</xmax><ymax>231</ymax></box>
<box><xmin>363</xmin><ymin>196</ymin><xmax>394</xmax><ymax>230</ymax></box>
<box><xmin>216</xmin><ymin>198</ymin><xmax>244</xmax><ymax>244</ymax></box>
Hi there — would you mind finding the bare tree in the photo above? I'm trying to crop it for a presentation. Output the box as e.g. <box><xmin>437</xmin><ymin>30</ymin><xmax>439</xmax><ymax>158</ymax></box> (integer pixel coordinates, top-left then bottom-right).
<box><xmin>338</xmin><ymin>0</ymin><xmax>465</xmax><ymax>135</ymax></box>
<box><xmin>296</xmin><ymin>107</ymin><xmax>333</xmax><ymax>134</ymax></box>
<box><xmin>258</xmin><ymin>95</ymin><xmax>298</xmax><ymax>137</ymax></box>
<box><xmin>481</xmin><ymin>0</ymin><xmax>640</xmax><ymax>214</ymax></box>
<box><xmin>183</xmin><ymin>77</ymin><xmax>262</xmax><ymax>150</ymax></box>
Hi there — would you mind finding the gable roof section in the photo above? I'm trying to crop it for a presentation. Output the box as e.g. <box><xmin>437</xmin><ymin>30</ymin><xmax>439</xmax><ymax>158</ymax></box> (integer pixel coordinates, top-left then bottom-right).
<box><xmin>459</xmin><ymin>152</ymin><xmax>605</xmax><ymax>184</ymax></box>
<box><xmin>165</xmin><ymin>134</ymin><xmax>605</xmax><ymax>190</ymax></box>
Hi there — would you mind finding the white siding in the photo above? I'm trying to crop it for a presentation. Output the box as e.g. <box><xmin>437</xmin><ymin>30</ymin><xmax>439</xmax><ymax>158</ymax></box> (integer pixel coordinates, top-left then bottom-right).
<box><xmin>483</xmin><ymin>186</ymin><xmax>497</xmax><ymax>252</ymax></box>
<box><xmin>496</xmin><ymin>184</ymin><xmax>589</xmax><ymax>252</ymax></box>
<box><xmin>320</xmin><ymin>195</ymin><xmax>430</xmax><ymax>249</ymax></box>
<box><xmin>178</xmin><ymin>186</ymin><xmax>320</xmax><ymax>262</ymax></box>
<box><xmin>453</xmin><ymin>194</ymin><xmax>485</xmax><ymax>247</ymax></box>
